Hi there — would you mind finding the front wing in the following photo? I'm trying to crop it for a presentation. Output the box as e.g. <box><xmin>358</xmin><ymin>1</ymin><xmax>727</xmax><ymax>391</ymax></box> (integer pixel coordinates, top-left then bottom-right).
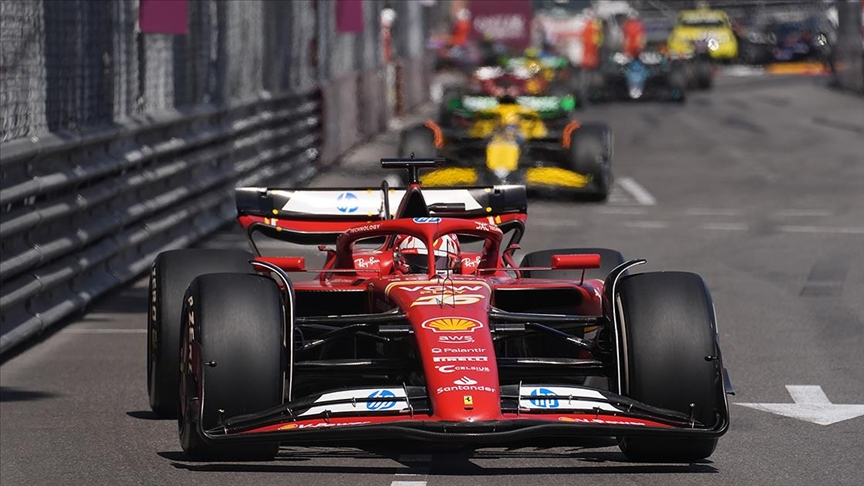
<box><xmin>191</xmin><ymin>384</ymin><xmax>729</xmax><ymax>446</ymax></box>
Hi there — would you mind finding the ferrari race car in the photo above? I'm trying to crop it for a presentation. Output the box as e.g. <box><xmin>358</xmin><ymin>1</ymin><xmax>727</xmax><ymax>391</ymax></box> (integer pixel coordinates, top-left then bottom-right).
<box><xmin>146</xmin><ymin>159</ymin><xmax>731</xmax><ymax>461</ymax></box>
<box><xmin>403</xmin><ymin>98</ymin><xmax>612</xmax><ymax>201</ymax></box>
<box><xmin>586</xmin><ymin>51</ymin><xmax>687</xmax><ymax>103</ymax></box>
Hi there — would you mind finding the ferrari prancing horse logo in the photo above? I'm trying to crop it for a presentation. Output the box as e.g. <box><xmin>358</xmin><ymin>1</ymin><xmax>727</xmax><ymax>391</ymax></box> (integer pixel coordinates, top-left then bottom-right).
<box><xmin>422</xmin><ymin>317</ymin><xmax>483</xmax><ymax>333</ymax></box>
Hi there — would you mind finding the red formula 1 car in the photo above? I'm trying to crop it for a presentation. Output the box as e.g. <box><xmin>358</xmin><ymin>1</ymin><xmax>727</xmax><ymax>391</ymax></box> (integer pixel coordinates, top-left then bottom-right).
<box><xmin>146</xmin><ymin>158</ymin><xmax>731</xmax><ymax>461</ymax></box>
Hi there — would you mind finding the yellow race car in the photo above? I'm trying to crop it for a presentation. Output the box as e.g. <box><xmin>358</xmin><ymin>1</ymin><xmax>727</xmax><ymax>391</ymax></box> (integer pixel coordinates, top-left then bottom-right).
<box><xmin>668</xmin><ymin>9</ymin><xmax>738</xmax><ymax>61</ymax></box>
<box><xmin>398</xmin><ymin>96</ymin><xmax>613</xmax><ymax>201</ymax></box>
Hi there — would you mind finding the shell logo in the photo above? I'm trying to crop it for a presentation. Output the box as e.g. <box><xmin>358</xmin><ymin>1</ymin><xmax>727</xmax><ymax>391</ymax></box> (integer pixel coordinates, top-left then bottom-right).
<box><xmin>277</xmin><ymin>424</ymin><xmax>298</xmax><ymax>430</ymax></box>
<box><xmin>422</xmin><ymin>317</ymin><xmax>483</xmax><ymax>333</ymax></box>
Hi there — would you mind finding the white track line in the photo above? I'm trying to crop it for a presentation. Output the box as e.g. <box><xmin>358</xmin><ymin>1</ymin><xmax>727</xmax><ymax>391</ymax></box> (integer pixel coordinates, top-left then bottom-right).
<box><xmin>778</xmin><ymin>225</ymin><xmax>864</xmax><ymax>235</ymax></box>
<box><xmin>685</xmin><ymin>208</ymin><xmax>741</xmax><ymax>216</ymax></box>
<box><xmin>392</xmin><ymin>453</ymin><xmax>430</xmax><ymax>486</ymax></box>
<box><xmin>617</xmin><ymin>178</ymin><xmax>657</xmax><ymax>206</ymax></box>
<box><xmin>596</xmin><ymin>207</ymin><xmax>648</xmax><ymax>215</ymax></box>
<box><xmin>531</xmin><ymin>220</ymin><xmax>581</xmax><ymax>228</ymax></box>
<box><xmin>775</xmin><ymin>209</ymin><xmax>833</xmax><ymax>217</ymax></box>
<box><xmin>701</xmin><ymin>222</ymin><xmax>750</xmax><ymax>231</ymax></box>
<box><xmin>61</xmin><ymin>329</ymin><xmax>147</xmax><ymax>334</ymax></box>
<box><xmin>622</xmin><ymin>221</ymin><xmax>668</xmax><ymax>229</ymax></box>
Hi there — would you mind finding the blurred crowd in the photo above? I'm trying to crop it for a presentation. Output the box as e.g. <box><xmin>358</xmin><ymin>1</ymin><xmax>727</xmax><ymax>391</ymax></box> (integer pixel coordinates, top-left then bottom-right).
<box><xmin>427</xmin><ymin>0</ymin><xmax>851</xmax><ymax>89</ymax></box>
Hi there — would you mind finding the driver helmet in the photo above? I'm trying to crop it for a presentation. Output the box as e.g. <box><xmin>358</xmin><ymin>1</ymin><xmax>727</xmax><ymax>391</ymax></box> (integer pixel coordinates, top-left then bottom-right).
<box><xmin>395</xmin><ymin>234</ymin><xmax>461</xmax><ymax>273</ymax></box>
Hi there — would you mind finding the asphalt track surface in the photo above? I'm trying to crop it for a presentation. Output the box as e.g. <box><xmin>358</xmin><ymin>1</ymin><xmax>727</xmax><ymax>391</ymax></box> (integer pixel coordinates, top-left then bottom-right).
<box><xmin>2</xmin><ymin>72</ymin><xmax>863</xmax><ymax>486</ymax></box>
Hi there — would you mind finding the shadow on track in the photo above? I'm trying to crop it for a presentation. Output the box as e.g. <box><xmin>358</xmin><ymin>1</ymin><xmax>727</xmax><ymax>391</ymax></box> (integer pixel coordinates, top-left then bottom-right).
<box><xmin>158</xmin><ymin>440</ymin><xmax>719</xmax><ymax>475</ymax></box>
<box><xmin>126</xmin><ymin>410</ymin><xmax>167</xmax><ymax>420</ymax></box>
<box><xmin>0</xmin><ymin>386</ymin><xmax>58</xmax><ymax>402</ymax></box>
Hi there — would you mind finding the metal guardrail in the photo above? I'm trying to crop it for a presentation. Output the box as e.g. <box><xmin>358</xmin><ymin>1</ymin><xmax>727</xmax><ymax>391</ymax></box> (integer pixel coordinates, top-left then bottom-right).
<box><xmin>0</xmin><ymin>90</ymin><xmax>321</xmax><ymax>355</ymax></box>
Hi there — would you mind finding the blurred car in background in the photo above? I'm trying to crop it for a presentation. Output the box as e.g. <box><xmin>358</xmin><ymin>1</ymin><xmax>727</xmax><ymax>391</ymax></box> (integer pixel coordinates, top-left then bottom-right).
<box><xmin>586</xmin><ymin>51</ymin><xmax>687</xmax><ymax>103</ymax></box>
<box><xmin>399</xmin><ymin>96</ymin><xmax>612</xmax><ymax>201</ymax></box>
<box><xmin>439</xmin><ymin>55</ymin><xmax>585</xmax><ymax>128</ymax></box>
<box><xmin>667</xmin><ymin>42</ymin><xmax>715</xmax><ymax>90</ymax></box>
<box><xmin>668</xmin><ymin>8</ymin><xmax>738</xmax><ymax>62</ymax></box>
<box><xmin>735</xmin><ymin>11</ymin><xmax>834</xmax><ymax>65</ymax></box>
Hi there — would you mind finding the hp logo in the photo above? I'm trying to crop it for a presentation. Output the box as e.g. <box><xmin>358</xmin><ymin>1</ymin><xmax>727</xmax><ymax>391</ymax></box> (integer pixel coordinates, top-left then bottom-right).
<box><xmin>336</xmin><ymin>192</ymin><xmax>359</xmax><ymax>213</ymax></box>
<box><xmin>529</xmin><ymin>388</ymin><xmax>559</xmax><ymax>408</ymax></box>
<box><xmin>366</xmin><ymin>390</ymin><xmax>397</xmax><ymax>411</ymax></box>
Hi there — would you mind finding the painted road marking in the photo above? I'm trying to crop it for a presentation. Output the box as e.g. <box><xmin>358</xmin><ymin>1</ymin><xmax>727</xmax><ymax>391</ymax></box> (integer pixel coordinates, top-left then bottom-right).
<box><xmin>528</xmin><ymin>220</ymin><xmax>864</xmax><ymax>236</ymax></box>
<box><xmin>617</xmin><ymin>177</ymin><xmax>657</xmax><ymax>206</ymax></box>
<box><xmin>61</xmin><ymin>329</ymin><xmax>147</xmax><ymax>334</ymax></box>
<box><xmin>777</xmin><ymin>225</ymin><xmax>864</xmax><ymax>235</ymax></box>
<box><xmin>622</xmin><ymin>221</ymin><xmax>668</xmax><ymax>229</ymax></box>
<box><xmin>701</xmin><ymin>222</ymin><xmax>749</xmax><ymax>231</ymax></box>
<box><xmin>736</xmin><ymin>385</ymin><xmax>864</xmax><ymax>425</ymax></box>
<box><xmin>531</xmin><ymin>220</ymin><xmax>581</xmax><ymax>228</ymax></box>
<box><xmin>596</xmin><ymin>207</ymin><xmax>648</xmax><ymax>215</ymax></box>
<box><xmin>392</xmin><ymin>453</ymin><xmax>430</xmax><ymax>486</ymax></box>
<box><xmin>776</xmin><ymin>209</ymin><xmax>833</xmax><ymax>217</ymax></box>
<box><xmin>686</xmin><ymin>208</ymin><xmax>741</xmax><ymax>216</ymax></box>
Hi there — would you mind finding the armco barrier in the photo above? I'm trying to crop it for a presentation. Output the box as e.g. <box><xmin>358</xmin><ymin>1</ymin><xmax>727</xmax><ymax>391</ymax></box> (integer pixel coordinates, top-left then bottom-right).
<box><xmin>0</xmin><ymin>90</ymin><xmax>321</xmax><ymax>355</ymax></box>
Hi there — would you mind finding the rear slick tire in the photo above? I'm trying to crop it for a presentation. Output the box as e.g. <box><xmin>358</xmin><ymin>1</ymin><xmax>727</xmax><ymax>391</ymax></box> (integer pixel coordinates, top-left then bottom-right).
<box><xmin>614</xmin><ymin>271</ymin><xmax>725</xmax><ymax>462</ymax></box>
<box><xmin>179</xmin><ymin>273</ymin><xmax>285</xmax><ymax>460</ymax></box>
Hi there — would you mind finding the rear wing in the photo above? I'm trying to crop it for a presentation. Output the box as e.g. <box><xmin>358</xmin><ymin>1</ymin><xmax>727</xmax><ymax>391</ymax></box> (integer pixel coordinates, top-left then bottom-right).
<box><xmin>236</xmin><ymin>185</ymin><xmax>527</xmax><ymax>244</ymax></box>
<box><xmin>460</xmin><ymin>95</ymin><xmax>575</xmax><ymax>116</ymax></box>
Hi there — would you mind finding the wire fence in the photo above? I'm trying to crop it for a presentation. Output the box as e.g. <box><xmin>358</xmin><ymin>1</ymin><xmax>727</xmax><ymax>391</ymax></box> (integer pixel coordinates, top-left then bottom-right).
<box><xmin>0</xmin><ymin>0</ymin><xmax>443</xmax><ymax>355</ymax></box>
<box><xmin>0</xmin><ymin>0</ymin><xmax>435</xmax><ymax>143</ymax></box>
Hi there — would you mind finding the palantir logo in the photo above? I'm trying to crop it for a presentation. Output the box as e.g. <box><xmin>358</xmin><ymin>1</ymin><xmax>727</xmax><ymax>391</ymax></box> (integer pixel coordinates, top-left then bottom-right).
<box><xmin>529</xmin><ymin>388</ymin><xmax>559</xmax><ymax>408</ymax></box>
<box><xmin>366</xmin><ymin>389</ymin><xmax>397</xmax><ymax>410</ymax></box>
<box><xmin>336</xmin><ymin>192</ymin><xmax>359</xmax><ymax>213</ymax></box>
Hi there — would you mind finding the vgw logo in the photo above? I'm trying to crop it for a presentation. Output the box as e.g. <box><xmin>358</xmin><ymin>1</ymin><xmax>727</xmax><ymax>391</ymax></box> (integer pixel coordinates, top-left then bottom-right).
<box><xmin>529</xmin><ymin>388</ymin><xmax>559</xmax><ymax>408</ymax></box>
<box><xmin>366</xmin><ymin>390</ymin><xmax>397</xmax><ymax>410</ymax></box>
<box><xmin>336</xmin><ymin>192</ymin><xmax>359</xmax><ymax>213</ymax></box>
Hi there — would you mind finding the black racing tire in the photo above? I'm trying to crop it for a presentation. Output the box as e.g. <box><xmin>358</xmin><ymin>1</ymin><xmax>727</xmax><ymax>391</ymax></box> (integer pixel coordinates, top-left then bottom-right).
<box><xmin>579</xmin><ymin>69</ymin><xmax>605</xmax><ymax>104</ymax></box>
<box><xmin>519</xmin><ymin>247</ymin><xmax>625</xmax><ymax>281</ymax></box>
<box><xmin>614</xmin><ymin>272</ymin><xmax>725</xmax><ymax>462</ymax></box>
<box><xmin>695</xmin><ymin>61</ymin><xmax>713</xmax><ymax>90</ymax></box>
<box><xmin>568</xmin><ymin>123</ymin><xmax>613</xmax><ymax>201</ymax></box>
<box><xmin>439</xmin><ymin>86</ymin><xmax>463</xmax><ymax>128</ymax></box>
<box><xmin>179</xmin><ymin>273</ymin><xmax>285</xmax><ymax>460</ymax></box>
<box><xmin>668</xmin><ymin>68</ymin><xmax>687</xmax><ymax>103</ymax></box>
<box><xmin>399</xmin><ymin>124</ymin><xmax>437</xmax><ymax>160</ymax></box>
<box><xmin>147</xmin><ymin>249</ymin><xmax>253</xmax><ymax>418</ymax></box>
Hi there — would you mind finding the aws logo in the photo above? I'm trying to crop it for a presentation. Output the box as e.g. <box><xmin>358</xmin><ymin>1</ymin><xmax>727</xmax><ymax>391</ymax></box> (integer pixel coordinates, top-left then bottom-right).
<box><xmin>421</xmin><ymin>317</ymin><xmax>483</xmax><ymax>333</ymax></box>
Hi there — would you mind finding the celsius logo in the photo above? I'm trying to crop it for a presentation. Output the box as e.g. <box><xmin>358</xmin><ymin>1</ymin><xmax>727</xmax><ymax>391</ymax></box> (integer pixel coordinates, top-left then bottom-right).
<box><xmin>366</xmin><ymin>390</ymin><xmax>397</xmax><ymax>410</ymax></box>
<box><xmin>435</xmin><ymin>365</ymin><xmax>490</xmax><ymax>374</ymax></box>
<box><xmin>336</xmin><ymin>192</ymin><xmax>359</xmax><ymax>213</ymax></box>
<box><xmin>453</xmin><ymin>376</ymin><xmax>477</xmax><ymax>385</ymax></box>
<box><xmin>529</xmin><ymin>388</ymin><xmax>559</xmax><ymax>408</ymax></box>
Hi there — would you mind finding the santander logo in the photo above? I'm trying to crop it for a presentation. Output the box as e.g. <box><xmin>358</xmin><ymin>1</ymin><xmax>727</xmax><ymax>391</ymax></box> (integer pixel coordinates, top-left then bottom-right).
<box><xmin>453</xmin><ymin>376</ymin><xmax>478</xmax><ymax>385</ymax></box>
